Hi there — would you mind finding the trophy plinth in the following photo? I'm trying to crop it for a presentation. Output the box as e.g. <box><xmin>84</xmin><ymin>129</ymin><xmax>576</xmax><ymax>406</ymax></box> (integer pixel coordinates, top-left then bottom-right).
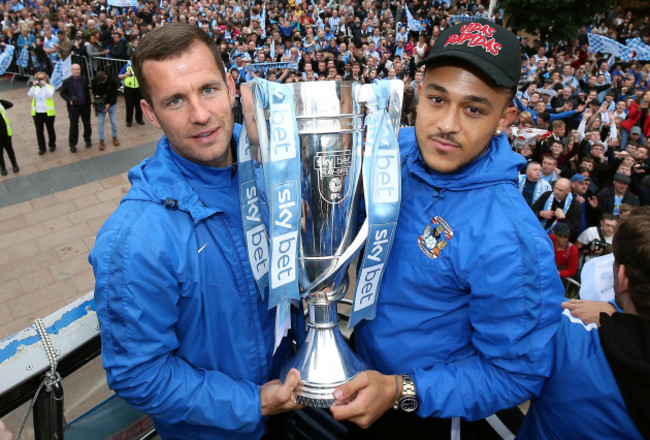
<box><xmin>281</xmin><ymin>300</ymin><xmax>365</xmax><ymax>408</ymax></box>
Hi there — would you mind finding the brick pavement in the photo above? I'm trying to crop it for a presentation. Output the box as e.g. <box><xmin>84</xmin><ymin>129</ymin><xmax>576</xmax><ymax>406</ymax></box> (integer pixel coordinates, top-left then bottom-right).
<box><xmin>0</xmin><ymin>75</ymin><xmax>161</xmax><ymax>340</ymax></box>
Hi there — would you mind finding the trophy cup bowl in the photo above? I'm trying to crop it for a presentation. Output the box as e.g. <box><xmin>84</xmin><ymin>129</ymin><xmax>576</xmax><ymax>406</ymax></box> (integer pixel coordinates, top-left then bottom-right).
<box><xmin>240</xmin><ymin>80</ymin><xmax>402</xmax><ymax>407</ymax></box>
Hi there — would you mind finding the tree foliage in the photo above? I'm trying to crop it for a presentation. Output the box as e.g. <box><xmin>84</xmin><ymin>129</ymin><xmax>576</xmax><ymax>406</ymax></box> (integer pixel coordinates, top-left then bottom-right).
<box><xmin>501</xmin><ymin>0</ymin><xmax>613</xmax><ymax>43</ymax></box>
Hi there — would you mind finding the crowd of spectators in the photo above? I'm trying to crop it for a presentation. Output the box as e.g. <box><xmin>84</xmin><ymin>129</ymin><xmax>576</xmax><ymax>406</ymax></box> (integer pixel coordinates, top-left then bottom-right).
<box><xmin>1</xmin><ymin>0</ymin><xmax>650</xmax><ymax>274</ymax></box>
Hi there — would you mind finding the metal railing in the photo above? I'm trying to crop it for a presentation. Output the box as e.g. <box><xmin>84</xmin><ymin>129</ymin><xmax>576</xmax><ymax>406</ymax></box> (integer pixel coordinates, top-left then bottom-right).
<box><xmin>1</xmin><ymin>46</ymin><xmax>127</xmax><ymax>88</ymax></box>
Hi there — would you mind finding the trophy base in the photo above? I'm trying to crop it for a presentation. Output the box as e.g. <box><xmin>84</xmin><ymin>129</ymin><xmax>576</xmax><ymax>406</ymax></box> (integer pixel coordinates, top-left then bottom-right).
<box><xmin>281</xmin><ymin>303</ymin><xmax>365</xmax><ymax>408</ymax></box>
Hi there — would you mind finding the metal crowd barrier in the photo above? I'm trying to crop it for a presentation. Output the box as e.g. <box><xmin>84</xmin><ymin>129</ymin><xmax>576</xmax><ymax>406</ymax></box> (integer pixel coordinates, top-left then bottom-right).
<box><xmin>1</xmin><ymin>46</ymin><xmax>126</xmax><ymax>89</ymax></box>
<box><xmin>92</xmin><ymin>56</ymin><xmax>128</xmax><ymax>87</ymax></box>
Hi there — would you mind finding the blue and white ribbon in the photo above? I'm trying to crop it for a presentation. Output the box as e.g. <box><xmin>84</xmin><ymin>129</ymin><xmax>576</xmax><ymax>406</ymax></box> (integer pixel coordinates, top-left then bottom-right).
<box><xmin>237</xmin><ymin>123</ymin><xmax>270</xmax><ymax>301</ymax></box>
<box><xmin>253</xmin><ymin>79</ymin><xmax>302</xmax><ymax>350</ymax></box>
<box><xmin>348</xmin><ymin>81</ymin><xmax>401</xmax><ymax>328</ymax></box>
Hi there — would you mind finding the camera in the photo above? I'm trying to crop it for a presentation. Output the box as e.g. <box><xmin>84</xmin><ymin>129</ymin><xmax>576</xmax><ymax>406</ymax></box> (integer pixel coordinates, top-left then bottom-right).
<box><xmin>586</xmin><ymin>239</ymin><xmax>608</xmax><ymax>254</ymax></box>
<box><xmin>92</xmin><ymin>97</ymin><xmax>106</xmax><ymax>114</ymax></box>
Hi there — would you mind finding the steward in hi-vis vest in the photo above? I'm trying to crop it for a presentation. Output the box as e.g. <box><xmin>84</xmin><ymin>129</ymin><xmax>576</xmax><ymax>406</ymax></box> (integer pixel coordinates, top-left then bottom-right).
<box><xmin>27</xmin><ymin>71</ymin><xmax>57</xmax><ymax>154</ymax></box>
<box><xmin>119</xmin><ymin>61</ymin><xmax>144</xmax><ymax>126</ymax></box>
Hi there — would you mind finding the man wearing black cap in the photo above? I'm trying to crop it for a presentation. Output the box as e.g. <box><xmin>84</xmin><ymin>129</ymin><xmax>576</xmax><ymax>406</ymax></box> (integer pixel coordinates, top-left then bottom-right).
<box><xmin>330</xmin><ymin>19</ymin><xmax>564</xmax><ymax>438</ymax></box>
<box><xmin>597</xmin><ymin>173</ymin><xmax>640</xmax><ymax>218</ymax></box>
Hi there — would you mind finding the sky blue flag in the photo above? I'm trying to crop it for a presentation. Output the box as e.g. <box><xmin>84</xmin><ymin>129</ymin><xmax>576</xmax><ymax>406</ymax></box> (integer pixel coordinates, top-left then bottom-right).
<box><xmin>587</xmin><ymin>32</ymin><xmax>634</xmax><ymax>61</ymax></box>
<box><xmin>50</xmin><ymin>56</ymin><xmax>72</xmax><ymax>89</ymax></box>
<box><xmin>626</xmin><ymin>37</ymin><xmax>650</xmax><ymax>61</ymax></box>
<box><xmin>0</xmin><ymin>45</ymin><xmax>16</xmax><ymax>75</ymax></box>
<box><xmin>16</xmin><ymin>47</ymin><xmax>29</xmax><ymax>68</ymax></box>
<box><xmin>405</xmin><ymin>6</ymin><xmax>424</xmax><ymax>32</ymax></box>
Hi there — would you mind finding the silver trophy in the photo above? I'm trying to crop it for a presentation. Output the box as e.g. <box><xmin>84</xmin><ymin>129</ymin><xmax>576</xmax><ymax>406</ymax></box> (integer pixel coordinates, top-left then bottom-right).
<box><xmin>240</xmin><ymin>80</ymin><xmax>403</xmax><ymax>407</ymax></box>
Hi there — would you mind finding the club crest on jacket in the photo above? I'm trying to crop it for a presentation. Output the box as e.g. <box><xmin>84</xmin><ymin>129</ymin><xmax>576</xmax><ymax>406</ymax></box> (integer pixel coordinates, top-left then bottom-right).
<box><xmin>418</xmin><ymin>216</ymin><xmax>454</xmax><ymax>259</ymax></box>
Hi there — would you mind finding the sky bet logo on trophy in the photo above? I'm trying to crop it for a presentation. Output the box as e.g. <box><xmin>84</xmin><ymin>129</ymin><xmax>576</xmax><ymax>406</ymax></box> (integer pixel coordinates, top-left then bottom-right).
<box><xmin>239</xmin><ymin>79</ymin><xmax>403</xmax><ymax>407</ymax></box>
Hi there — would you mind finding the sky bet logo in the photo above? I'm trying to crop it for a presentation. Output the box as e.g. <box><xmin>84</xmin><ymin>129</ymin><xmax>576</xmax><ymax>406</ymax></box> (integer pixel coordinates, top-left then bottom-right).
<box><xmin>270</xmin><ymin>96</ymin><xmax>297</xmax><ymax>162</ymax></box>
<box><xmin>243</xmin><ymin>181</ymin><xmax>269</xmax><ymax>281</ymax></box>
<box><xmin>354</xmin><ymin>223</ymin><xmax>395</xmax><ymax>312</ymax></box>
<box><xmin>372</xmin><ymin>149</ymin><xmax>399</xmax><ymax>204</ymax></box>
<box><xmin>270</xmin><ymin>181</ymin><xmax>299</xmax><ymax>289</ymax></box>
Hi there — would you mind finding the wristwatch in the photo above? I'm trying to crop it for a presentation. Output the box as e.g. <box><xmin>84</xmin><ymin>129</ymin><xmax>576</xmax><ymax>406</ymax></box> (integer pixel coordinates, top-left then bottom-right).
<box><xmin>394</xmin><ymin>374</ymin><xmax>419</xmax><ymax>413</ymax></box>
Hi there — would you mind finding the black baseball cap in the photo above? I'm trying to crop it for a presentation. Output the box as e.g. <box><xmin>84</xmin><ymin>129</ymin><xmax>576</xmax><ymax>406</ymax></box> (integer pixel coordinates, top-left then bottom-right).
<box><xmin>418</xmin><ymin>18</ymin><xmax>521</xmax><ymax>89</ymax></box>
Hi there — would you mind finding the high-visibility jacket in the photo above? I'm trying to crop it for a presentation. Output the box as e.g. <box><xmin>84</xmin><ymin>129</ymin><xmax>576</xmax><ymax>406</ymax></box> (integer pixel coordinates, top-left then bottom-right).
<box><xmin>0</xmin><ymin>104</ymin><xmax>12</xmax><ymax>136</ymax></box>
<box><xmin>31</xmin><ymin>84</ymin><xmax>56</xmax><ymax>116</ymax></box>
<box><xmin>124</xmin><ymin>65</ymin><xmax>139</xmax><ymax>89</ymax></box>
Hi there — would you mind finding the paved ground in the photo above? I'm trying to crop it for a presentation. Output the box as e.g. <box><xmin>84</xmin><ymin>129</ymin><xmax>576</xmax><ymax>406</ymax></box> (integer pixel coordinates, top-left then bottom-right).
<box><xmin>0</xmin><ymin>74</ymin><xmax>164</xmax><ymax>437</ymax></box>
<box><xmin>0</xmin><ymin>75</ymin><xmax>162</xmax><ymax>340</ymax></box>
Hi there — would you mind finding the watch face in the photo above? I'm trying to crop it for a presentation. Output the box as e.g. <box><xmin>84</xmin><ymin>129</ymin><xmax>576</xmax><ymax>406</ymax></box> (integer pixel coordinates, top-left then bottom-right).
<box><xmin>400</xmin><ymin>397</ymin><xmax>419</xmax><ymax>412</ymax></box>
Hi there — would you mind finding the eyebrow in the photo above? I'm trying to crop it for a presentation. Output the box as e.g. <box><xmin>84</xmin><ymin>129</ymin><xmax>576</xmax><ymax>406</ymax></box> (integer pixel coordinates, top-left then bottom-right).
<box><xmin>424</xmin><ymin>82</ymin><xmax>493</xmax><ymax>108</ymax></box>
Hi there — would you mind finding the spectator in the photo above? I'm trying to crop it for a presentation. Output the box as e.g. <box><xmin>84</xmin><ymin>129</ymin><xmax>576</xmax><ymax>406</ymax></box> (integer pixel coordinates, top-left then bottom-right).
<box><xmin>597</xmin><ymin>172</ymin><xmax>640</xmax><ymax>217</ymax></box>
<box><xmin>108</xmin><ymin>31</ymin><xmax>128</xmax><ymax>60</ymax></box>
<box><xmin>540</xmin><ymin>154</ymin><xmax>561</xmax><ymax>185</ymax></box>
<box><xmin>620</xmin><ymin>93</ymin><xmax>650</xmax><ymax>149</ymax></box>
<box><xmin>60</xmin><ymin>63</ymin><xmax>92</xmax><ymax>153</ymax></box>
<box><xmin>55</xmin><ymin>30</ymin><xmax>72</xmax><ymax>60</ymax></box>
<box><xmin>549</xmin><ymin>222</ymin><xmax>579</xmax><ymax>279</ymax></box>
<box><xmin>91</xmin><ymin>71</ymin><xmax>120</xmax><ymax>151</ymax></box>
<box><xmin>85</xmin><ymin>32</ymin><xmax>108</xmax><ymax>72</ymax></box>
<box><xmin>576</xmin><ymin>212</ymin><xmax>617</xmax><ymax>263</ymax></box>
<box><xmin>533</xmin><ymin>177</ymin><xmax>582</xmax><ymax>241</ymax></box>
<box><xmin>27</xmin><ymin>71</ymin><xmax>56</xmax><ymax>155</ymax></box>
<box><xmin>519</xmin><ymin>161</ymin><xmax>552</xmax><ymax>207</ymax></box>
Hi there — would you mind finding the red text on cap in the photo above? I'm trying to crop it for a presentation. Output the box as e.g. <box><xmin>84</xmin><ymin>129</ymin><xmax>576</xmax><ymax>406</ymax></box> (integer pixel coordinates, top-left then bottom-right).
<box><xmin>444</xmin><ymin>23</ymin><xmax>502</xmax><ymax>56</ymax></box>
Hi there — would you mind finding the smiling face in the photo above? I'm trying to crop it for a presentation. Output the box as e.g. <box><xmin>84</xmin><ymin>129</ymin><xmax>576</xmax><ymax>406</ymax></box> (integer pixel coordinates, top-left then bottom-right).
<box><xmin>415</xmin><ymin>65</ymin><xmax>516</xmax><ymax>173</ymax></box>
<box><xmin>140</xmin><ymin>42</ymin><xmax>235</xmax><ymax>168</ymax></box>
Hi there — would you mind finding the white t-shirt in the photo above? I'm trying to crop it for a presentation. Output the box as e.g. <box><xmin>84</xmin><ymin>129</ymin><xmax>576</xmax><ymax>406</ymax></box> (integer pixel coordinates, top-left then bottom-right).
<box><xmin>577</xmin><ymin>226</ymin><xmax>613</xmax><ymax>263</ymax></box>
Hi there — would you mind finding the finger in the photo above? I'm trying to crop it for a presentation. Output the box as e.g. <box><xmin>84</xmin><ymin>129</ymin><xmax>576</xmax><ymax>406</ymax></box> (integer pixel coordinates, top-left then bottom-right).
<box><xmin>283</xmin><ymin>368</ymin><xmax>301</xmax><ymax>390</ymax></box>
<box><xmin>333</xmin><ymin>373</ymin><xmax>366</xmax><ymax>401</ymax></box>
<box><xmin>330</xmin><ymin>393</ymin><xmax>365</xmax><ymax>420</ymax></box>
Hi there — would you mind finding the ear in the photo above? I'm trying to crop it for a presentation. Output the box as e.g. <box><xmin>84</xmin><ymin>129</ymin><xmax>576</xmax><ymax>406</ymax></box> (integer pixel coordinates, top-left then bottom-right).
<box><xmin>497</xmin><ymin>105</ymin><xmax>518</xmax><ymax>134</ymax></box>
<box><xmin>616</xmin><ymin>263</ymin><xmax>629</xmax><ymax>295</ymax></box>
<box><xmin>140</xmin><ymin>99</ymin><xmax>161</xmax><ymax>129</ymax></box>
<box><xmin>226</xmin><ymin>72</ymin><xmax>236</xmax><ymax>108</ymax></box>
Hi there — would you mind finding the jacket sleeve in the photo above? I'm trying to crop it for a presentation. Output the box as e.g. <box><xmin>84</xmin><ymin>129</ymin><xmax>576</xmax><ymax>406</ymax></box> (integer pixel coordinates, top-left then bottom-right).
<box><xmin>60</xmin><ymin>81</ymin><xmax>71</xmax><ymax>103</ymax></box>
<box><xmin>532</xmin><ymin>191</ymin><xmax>550</xmax><ymax>217</ymax></box>
<box><xmin>413</xmin><ymin>238</ymin><xmax>563</xmax><ymax>421</ymax></box>
<box><xmin>91</xmin><ymin>221</ymin><xmax>263</xmax><ymax>432</ymax></box>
